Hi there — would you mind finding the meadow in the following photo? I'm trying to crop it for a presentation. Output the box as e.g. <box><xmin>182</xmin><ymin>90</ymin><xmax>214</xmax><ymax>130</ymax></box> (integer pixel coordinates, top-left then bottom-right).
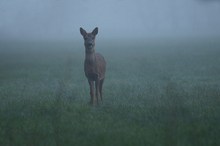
<box><xmin>0</xmin><ymin>38</ymin><xmax>220</xmax><ymax>146</ymax></box>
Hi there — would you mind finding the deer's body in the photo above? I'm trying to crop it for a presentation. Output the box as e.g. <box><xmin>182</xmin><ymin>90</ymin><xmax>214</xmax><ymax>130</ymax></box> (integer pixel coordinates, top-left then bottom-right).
<box><xmin>84</xmin><ymin>52</ymin><xmax>106</xmax><ymax>80</ymax></box>
<box><xmin>80</xmin><ymin>27</ymin><xmax>106</xmax><ymax>105</ymax></box>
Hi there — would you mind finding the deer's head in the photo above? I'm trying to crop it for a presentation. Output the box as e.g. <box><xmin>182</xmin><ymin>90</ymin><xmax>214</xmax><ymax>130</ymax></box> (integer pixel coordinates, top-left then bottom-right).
<box><xmin>80</xmin><ymin>27</ymin><xmax>98</xmax><ymax>53</ymax></box>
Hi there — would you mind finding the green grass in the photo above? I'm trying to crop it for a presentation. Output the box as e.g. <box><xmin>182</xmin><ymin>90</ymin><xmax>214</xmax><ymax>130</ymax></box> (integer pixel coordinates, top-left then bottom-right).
<box><xmin>0</xmin><ymin>38</ymin><xmax>220</xmax><ymax>146</ymax></box>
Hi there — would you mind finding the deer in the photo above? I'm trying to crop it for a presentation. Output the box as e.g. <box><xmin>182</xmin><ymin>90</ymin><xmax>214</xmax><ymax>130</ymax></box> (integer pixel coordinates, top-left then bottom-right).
<box><xmin>80</xmin><ymin>27</ymin><xmax>106</xmax><ymax>105</ymax></box>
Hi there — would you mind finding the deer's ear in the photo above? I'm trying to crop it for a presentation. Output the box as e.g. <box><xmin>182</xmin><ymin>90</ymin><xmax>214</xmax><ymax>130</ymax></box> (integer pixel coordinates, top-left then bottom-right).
<box><xmin>92</xmin><ymin>27</ymin><xmax>98</xmax><ymax>36</ymax></box>
<box><xmin>80</xmin><ymin>27</ymin><xmax>87</xmax><ymax>37</ymax></box>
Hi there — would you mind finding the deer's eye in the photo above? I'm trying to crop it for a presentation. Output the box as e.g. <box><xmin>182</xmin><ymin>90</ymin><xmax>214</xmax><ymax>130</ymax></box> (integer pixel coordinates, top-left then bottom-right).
<box><xmin>90</xmin><ymin>36</ymin><xmax>95</xmax><ymax>40</ymax></box>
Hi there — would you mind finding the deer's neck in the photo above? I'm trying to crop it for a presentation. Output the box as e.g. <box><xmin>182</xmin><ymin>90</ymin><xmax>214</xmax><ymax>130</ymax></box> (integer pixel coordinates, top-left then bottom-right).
<box><xmin>85</xmin><ymin>50</ymin><xmax>96</xmax><ymax>64</ymax></box>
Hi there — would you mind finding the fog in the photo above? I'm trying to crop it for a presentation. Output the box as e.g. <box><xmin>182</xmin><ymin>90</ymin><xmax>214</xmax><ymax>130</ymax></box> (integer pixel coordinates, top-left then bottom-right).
<box><xmin>1</xmin><ymin>0</ymin><xmax>220</xmax><ymax>40</ymax></box>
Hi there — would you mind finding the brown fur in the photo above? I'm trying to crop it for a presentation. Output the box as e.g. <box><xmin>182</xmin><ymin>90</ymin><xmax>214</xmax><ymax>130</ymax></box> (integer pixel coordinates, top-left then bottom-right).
<box><xmin>80</xmin><ymin>27</ymin><xmax>106</xmax><ymax>105</ymax></box>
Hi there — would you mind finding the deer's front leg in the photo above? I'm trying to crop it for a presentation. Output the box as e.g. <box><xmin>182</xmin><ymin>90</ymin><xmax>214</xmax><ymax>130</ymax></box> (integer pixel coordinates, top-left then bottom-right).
<box><xmin>95</xmin><ymin>79</ymin><xmax>100</xmax><ymax>105</ymax></box>
<box><xmin>88</xmin><ymin>80</ymin><xmax>95</xmax><ymax>105</ymax></box>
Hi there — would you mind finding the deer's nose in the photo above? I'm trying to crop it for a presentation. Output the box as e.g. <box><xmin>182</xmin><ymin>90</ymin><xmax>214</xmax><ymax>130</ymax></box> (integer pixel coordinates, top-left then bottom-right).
<box><xmin>86</xmin><ymin>41</ymin><xmax>93</xmax><ymax>46</ymax></box>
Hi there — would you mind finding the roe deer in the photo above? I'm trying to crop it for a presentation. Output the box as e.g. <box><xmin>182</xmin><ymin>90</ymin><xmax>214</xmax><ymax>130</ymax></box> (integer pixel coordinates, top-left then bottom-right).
<box><xmin>80</xmin><ymin>27</ymin><xmax>106</xmax><ymax>105</ymax></box>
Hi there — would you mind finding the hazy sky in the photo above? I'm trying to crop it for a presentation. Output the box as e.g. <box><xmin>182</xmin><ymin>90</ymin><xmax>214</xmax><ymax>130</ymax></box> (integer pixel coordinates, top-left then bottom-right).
<box><xmin>0</xmin><ymin>0</ymin><xmax>220</xmax><ymax>40</ymax></box>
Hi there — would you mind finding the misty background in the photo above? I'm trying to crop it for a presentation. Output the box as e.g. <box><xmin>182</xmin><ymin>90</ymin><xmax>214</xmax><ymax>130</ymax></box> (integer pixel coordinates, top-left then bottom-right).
<box><xmin>0</xmin><ymin>0</ymin><xmax>220</xmax><ymax>41</ymax></box>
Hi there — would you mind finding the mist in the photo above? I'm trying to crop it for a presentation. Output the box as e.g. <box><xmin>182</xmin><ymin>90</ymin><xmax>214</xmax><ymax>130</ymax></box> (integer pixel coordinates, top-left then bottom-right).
<box><xmin>0</xmin><ymin>0</ymin><xmax>220</xmax><ymax>41</ymax></box>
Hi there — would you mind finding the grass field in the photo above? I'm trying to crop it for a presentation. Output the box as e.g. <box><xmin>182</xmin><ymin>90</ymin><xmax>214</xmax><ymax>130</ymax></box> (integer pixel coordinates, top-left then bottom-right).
<box><xmin>0</xmin><ymin>38</ymin><xmax>220</xmax><ymax>146</ymax></box>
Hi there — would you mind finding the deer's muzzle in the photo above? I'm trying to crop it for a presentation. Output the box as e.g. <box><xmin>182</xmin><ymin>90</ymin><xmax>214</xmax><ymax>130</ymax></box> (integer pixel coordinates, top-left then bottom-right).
<box><xmin>85</xmin><ymin>41</ymin><xmax>94</xmax><ymax>49</ymax></box>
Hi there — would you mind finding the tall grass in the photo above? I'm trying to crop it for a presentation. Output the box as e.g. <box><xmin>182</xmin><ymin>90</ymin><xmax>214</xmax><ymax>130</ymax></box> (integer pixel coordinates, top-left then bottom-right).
<box><xmin>0</xmin><ymin>39</ymin><xmax>219</xmax><ymax>146</ymax></box>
